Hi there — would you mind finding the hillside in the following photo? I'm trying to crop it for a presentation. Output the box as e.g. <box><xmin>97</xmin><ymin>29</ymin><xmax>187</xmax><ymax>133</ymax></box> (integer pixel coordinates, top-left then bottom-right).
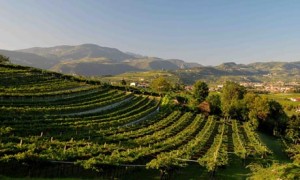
<box><xmin>175</xmin><ymin>61</ymin><xmax>300</xmax><ymax>85</ymax></box>
<box><xmin>0</xmin><ymin>44</ymin><xmax>201</xmax><ymax>75</ymax></box>
<box><xmin>101</xmin><ymin>61</ymin><xmax>300</xmax><ymax>86</ymax></box>
<box><xmin>0</xmin><ymin>49</ymin><xmax>58</xmax><ymax>69</ymax></box>
<box><xmin>18</xmin><ymin>44</ymin><xmax>135</xmax><ymax>62</ymax></box>
<box><xmin>0</xmin><ymin>63</ymin><xmax>275</xmax><ymax>179</ymax></box>
<box><xmin>51</xmin><ymin>59</ymin><xmax>142</xmax><ymax>76</ymax></box>
<box><xmin>1</xmin><ymin>45</ymin><xmax>299</xmax><ymax>80</ymax></box>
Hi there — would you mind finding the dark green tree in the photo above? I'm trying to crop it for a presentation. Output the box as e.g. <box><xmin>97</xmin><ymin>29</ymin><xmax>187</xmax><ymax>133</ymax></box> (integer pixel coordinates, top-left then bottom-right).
<box><xmin>267</xmin><ymin>100</ymin><xmax>288</xmax><ymax>135</ymax></box>
<box><xmin>207</xmin><ymin>94</ymin><xmax>221</xmax><ymax>115</ymax></box>
<box><xmin>121</xmin><ymin>79</ymin><xmax>127</xmax><ymax>86</ymax></box>
<box><xmin>193</xmin><ymin>81</ymin><xmax>209</xmax><ymax>103</ymax></box>
<box><xmin>243</xmin><ymin>93</ymin><xmax>270</xmax><ymax>128</ymax></box>
<box><xmin>243</xmin><ymin>92</ymin><xmax>287</xmax><ymax>134</ymax></box>
<box><xmin>221</xmin><ymin>81</ymin><xmax>246</xmax><ymax>119</ymax></box>
<box><xmin>286</xmin><ymin>115</ymin><xmax>300</xmax><ymax>144</ymax></box>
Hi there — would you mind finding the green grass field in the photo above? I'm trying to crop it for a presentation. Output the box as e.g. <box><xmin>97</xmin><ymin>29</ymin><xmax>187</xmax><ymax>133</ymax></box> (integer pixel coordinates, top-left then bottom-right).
<box><xmin>99</xmin><ymin>70</ymin><xmax>180</xmax><ymax>85</ymax></box>
<box><xmin>262</xmin><ymin>93</ymin><xmax>300</xmax><ymax>116</ymax></box>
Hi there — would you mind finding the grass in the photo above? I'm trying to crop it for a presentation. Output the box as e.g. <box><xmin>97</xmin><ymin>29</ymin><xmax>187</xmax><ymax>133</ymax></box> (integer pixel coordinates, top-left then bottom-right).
<box><xmin>264</xmin><ymin>93</ymin><xmax>300</xmax><ymax>103</ymax></box>
<box><xmin>257</xmin><ymin>132</ymin><xmax>291</xmax><ymax>163</ymax></box>
<box><xmin>262</xmin><ymin>93</ymin><xmax>300</xmax><ymax>116</ymax></box>
<box><xmin>99</xmin><ymin>70</ymin><xmax>180</xmax><ymax>84</ymax></box>
<box><xmin>120</xmin><ymin>168</ymin><xmax>161</xmax><ymax>180</ymax></box>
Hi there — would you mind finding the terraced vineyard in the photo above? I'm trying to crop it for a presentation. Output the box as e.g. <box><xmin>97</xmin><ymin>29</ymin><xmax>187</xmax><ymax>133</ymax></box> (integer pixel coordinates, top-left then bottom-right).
<box><xmin>0</xmin><ymin>64</ymin><xmax>272</xmax><ymax>179</ymax></box>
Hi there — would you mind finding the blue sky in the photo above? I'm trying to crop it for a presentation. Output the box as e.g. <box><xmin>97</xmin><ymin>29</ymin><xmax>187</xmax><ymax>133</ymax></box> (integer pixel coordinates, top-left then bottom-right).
<box><xmin>0</xmin><ymin>0</ymin><xmax>300</xmax><ymax>65</ymax></box>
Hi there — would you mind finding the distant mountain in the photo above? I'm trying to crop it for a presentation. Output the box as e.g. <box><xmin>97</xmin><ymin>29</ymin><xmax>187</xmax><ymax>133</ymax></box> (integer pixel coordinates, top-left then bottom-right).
<box><xmin>52</xmin><ymin>61</ymin><xmax>141</xmax><ymax>76</ymax></box>
<box><xmin>126</xmin><ymin>57</ymin><xmax>179</xmax><ymax>70</ymax></box>
<box><xmin>0</xmin><ymin>49</ymin><xmax>58</xmax><ymax>69</ymax></box>
<box><xmin>125</xmin><ymin>52</ymin><xmax>145</xmax><ymax>58</ymax></box>
<box><xmin>1</xmin><ymin>44</ymin><xmax>202</xmax><ymax>75</ymax></box>
<box><xmin>18</xmin><ymin>44</ymin><xmax>136</xmax><ymax>62</ymax></box>
<box><xmin>248</xmin><ymin>61</ymin><xmax>300</xmax><ymax>73</ymax></box>
<box><xmin>166</xmin><ymin>59</ymin><xmax>202</xmax><ymax>69</ymax></box>
<box><xmin>176</xmin><ymin>61</ymin><xmax>300</xmax><ymax>84</ymax></box>
<box><xmin>2</xmin><ymin>44</ymin><xmax>299</xmax><ymax>79</ymax></box>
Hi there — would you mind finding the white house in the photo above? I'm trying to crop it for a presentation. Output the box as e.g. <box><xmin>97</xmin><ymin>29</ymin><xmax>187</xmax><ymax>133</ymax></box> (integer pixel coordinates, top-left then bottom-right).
<box><xmin>130</xmin><ymin>82</ymin><xmax>137</xmax><ymax>87</ymax></box>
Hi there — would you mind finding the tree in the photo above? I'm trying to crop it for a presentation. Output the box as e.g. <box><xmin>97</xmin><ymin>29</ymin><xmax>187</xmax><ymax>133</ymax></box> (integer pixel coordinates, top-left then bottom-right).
<box><xmin>221</xmin><ymin>81</ymin><xmax>246</xmax><ymax>118</ymax></box>
<box><xmin>267</xmin><ymin>100</ymin><xmax>288</xmax><ymax>135</ymax></box>
<box><xmin>193</xmin><ymin>81</ymin><xmax>209</xmax><ymax>103</ymax></box>
<box><xmin>173</xmin><ymin>82</ymin><xmax>184</xmax><ymax>91</ymax></box>
<box><xmin>243</xmin><ymin>93</ymin><xmax>270</xmax><ymax>128</ymax></box>
<box><xmin>150</xmin><ymin>77</ymin><xmax>171</xmax><ymax>94</ymax></box>
<box><xmin>244</xmin><ymin>93</ymin><xmax>269</xmax><ymax>119</ymax></box>
<box><xmin>286</xmin><ymin>115</ymin><xmax>300</xmax><ymax>144</ymax></box>
<box><xmin>121</xmin><ymin>79</ymin><xmax>126</xmax><ymax>86</ymax></box>
<box><xmin>243</xmin><ymin>92</ymin><xmax>287</xmax><ymax>134</ymax></box>
<box><xmin>207</xmin><ymin>94</ymin><xmax>221</xmax><ymax>115</ymax></box>
<box><xmin>0</xmin><ymin>54</ymin><xmax>9</xmax><ymax>63</ymax></box>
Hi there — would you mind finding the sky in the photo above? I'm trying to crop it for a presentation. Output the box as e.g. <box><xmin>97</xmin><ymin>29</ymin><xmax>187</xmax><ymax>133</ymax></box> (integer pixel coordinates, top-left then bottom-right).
<box><xmin>0</xmin><ymin>0</ymin><xmax>300</xmax><ymax>65</ymax></box>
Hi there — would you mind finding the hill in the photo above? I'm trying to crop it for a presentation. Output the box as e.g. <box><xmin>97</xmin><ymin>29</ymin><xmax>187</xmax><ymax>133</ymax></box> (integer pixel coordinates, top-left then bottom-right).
<box><xmin>1</xmin><ymin>45</ymin><xmax>299</xmax><ymax>81</ymax></box>
<box><xmin>18</xmin><ymin>44</ymin><xmax>135</xmax><ymax>62</ymax></box>
<box><xmin>102</xmin><ymin>61</ymin><xmax>300</xmax><ymax>86</ymax></box>
<box><xmin>175</xmin><ymin>61</ymin><xmax>300</xmax><ymax>85</ymax></box>
<box><xmin>0</xmin><ymin>63</ymin><xmax>275</xmax><ymax>179</ymax></box>
<box><xmin>0</xmin><ymin>44</ymin><xmax>201</xmax><ymax>75</ymax></box>
<box><xmin>0</xmin><ymin>49</ymin><xmax>58</xmax><ymax>69</ymax></box>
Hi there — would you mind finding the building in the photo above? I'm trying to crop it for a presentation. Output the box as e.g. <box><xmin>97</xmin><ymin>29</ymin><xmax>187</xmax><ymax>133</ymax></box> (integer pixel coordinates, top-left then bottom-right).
<box><xmin>290</xmin><ymin>98</ymin><xmax>300</xmax><ymax>102</ymax></box>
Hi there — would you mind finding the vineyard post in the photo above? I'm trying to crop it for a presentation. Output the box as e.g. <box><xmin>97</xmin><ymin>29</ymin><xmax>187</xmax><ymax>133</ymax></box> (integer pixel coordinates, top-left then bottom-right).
<box><xmin>19</xmin><ymin>139</ymin><xmax>23</xmax><ymax>147</ymax></box>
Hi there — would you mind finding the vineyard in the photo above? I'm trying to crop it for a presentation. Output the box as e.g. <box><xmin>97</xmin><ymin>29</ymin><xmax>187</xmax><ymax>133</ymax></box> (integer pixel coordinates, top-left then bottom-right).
<box><xmin>0</xmin><ymin>63</ymin><xmax>273</xmax><ymax>179</ymax></box>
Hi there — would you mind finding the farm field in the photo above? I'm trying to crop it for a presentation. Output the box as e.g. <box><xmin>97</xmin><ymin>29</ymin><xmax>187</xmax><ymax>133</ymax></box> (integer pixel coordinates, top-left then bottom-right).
<box><xmin>0</xmin><ymin>64</ymin><xmax>285</xmax><ymax>179</ymax></box>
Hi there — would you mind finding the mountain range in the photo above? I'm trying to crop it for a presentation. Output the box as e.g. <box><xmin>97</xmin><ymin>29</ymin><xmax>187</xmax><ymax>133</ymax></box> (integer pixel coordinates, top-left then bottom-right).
<box><xmin>0</xmin><ymin>44</ymin><xmax>201</xmax><ymax>75</ymax></box>
<box><xmin>0</xmin><ymin>44</ymin><xmax>299</xmax><ymax>82</ymax></box>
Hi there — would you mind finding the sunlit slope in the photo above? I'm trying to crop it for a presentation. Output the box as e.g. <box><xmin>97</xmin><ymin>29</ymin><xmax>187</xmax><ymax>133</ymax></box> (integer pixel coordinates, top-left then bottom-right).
<box><xmin>0</xmin><ymin>63</ymin><xmax>271</xmax><ymax>178</ymax></box>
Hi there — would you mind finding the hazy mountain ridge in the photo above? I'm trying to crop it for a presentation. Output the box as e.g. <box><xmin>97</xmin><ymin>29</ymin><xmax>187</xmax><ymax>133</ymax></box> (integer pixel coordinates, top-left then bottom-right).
<box><xmin>0</xmin><ymin>49</ymin><xmax>58</xmax><ymax>69</ymax></box>
<box><xmin>248</xmin><ymin>61</ymin><xmax>300</xmax><ymax>73</ymax></box>
<box><xmin>2</xmin><ymin>44</ymin><xmax>201</xmax><ymax>75</ymax></box>
<box><xmin>176</xmin><ymin>61</ymin><xmax>300</xmax><ymax>84</ymax></box>
<box><xmin>0</xmin><ymin>44</ymin><xmax>299</xmax><ymax>77</ymax></box>
<box><xmin>18</xmin><ymin>44</ymin><xmax>136</xmax><ymax>62</ymax></box>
